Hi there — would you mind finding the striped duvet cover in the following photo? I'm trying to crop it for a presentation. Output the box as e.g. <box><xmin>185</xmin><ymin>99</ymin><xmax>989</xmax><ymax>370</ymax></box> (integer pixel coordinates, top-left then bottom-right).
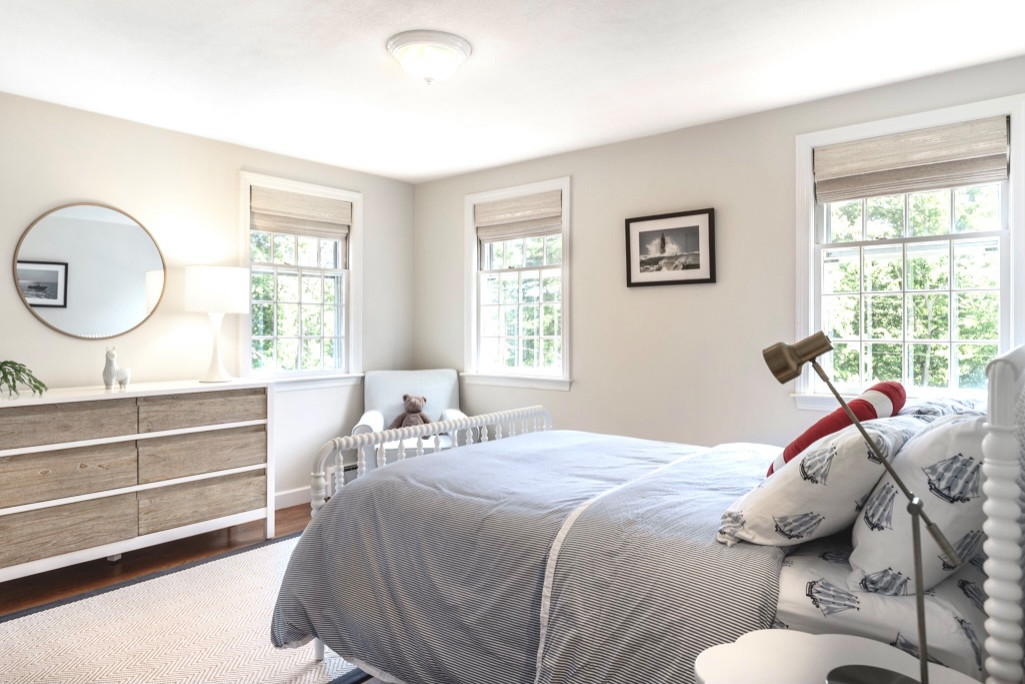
<box><xmin>271</xmin><ymin>430</ymin><xmax>785</xmax><ymax>684</ymax></box>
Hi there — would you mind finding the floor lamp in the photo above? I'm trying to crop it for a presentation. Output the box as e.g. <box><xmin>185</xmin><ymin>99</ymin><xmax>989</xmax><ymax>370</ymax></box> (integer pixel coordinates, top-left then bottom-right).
<box><xmin>762</xmin><ymin>332</ymin><xmax>961</xmax><ymax>684</ymax></box>
<box><xmin>185</xmin><ymin>266</ymin><xmax>250</xmax><ymax>383</ymax></box>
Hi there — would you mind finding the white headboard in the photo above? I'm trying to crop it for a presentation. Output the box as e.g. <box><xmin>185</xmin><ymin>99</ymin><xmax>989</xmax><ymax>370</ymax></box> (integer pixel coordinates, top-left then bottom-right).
<box><xmin>982</xmin><ymin>345</ymin><xmax>1025</xmax><ymax>684</ymax></box>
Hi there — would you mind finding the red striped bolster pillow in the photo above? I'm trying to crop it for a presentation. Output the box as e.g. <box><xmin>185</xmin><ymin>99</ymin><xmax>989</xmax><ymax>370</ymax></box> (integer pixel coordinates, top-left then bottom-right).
<box><xmin>766</xmin><ymin>381</ymin><xmax>906</xmax><ymax>477</ymax></box>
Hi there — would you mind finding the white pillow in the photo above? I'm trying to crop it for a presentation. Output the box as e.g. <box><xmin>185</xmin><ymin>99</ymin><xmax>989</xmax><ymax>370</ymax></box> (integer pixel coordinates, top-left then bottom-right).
<box><xmin>898</xmin><ymin>397</ymin><xmax>982</xmax><ymax>420</ymax></box>
<box><xmin>717</xmin><ymin>415</ymin><xmax>929</xmax><ymax>547</ymax></box>
<box><xmin>847</xmin><ymin>412</ymin><xmax>986</xmax><ymax>595</ymax></box>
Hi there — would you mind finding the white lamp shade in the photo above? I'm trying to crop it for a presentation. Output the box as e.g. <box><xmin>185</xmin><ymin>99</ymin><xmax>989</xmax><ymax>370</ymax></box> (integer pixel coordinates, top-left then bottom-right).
<box><xmin>185</xmin><ymin>266</ymin><xmax>250</xmax><ymax>314</ymax></box>
<box><xmin>145</xmin><ymin>269</ymin><xmax>165</xmax><ymax>313</ymax></box>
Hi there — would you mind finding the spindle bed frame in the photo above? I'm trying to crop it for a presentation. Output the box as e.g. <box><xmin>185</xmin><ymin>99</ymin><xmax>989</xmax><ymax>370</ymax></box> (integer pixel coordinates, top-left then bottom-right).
<box><xmin>307</xmin><ymin>349</ymin><xmax>1024</xmax><ymax>683</ymax></box>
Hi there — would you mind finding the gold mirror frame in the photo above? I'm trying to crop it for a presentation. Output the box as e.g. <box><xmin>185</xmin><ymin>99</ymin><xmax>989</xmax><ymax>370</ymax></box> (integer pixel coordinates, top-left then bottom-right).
<box><xmin>12</xmin><ymin>203</ymin><xmax>166</xmax><ymax>340</ymax></box>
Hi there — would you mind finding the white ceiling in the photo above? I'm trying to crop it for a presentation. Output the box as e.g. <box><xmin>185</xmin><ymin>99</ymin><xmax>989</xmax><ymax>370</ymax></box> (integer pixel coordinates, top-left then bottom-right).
<box><xmin>2</xmin><ymin>0</ymin><xmax>1024</xmax><ymax>183</ymax></box>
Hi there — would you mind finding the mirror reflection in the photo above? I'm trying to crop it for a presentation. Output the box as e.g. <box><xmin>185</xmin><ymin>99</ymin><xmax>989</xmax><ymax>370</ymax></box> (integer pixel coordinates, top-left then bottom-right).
<box><xmin>13</xmin><ymin>203</ymin><xmax>165</xmax><ymax>339</ymax></box>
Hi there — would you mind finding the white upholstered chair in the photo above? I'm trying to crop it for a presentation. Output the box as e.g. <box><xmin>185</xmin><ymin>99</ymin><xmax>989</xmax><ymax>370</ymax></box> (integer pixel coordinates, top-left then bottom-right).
<box><xmin>352</xmin><ymin>369</ymin><xmax>467</xmax><ymax>470</ymax></box>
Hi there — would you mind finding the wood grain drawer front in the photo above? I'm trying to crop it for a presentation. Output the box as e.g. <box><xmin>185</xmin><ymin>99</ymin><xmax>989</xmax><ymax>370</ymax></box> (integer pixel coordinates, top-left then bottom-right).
<box><xmin>0</xmin><ymin>443</ymin><xmax>138</xmax><ymax>508</ymax></box>
<box><xmin>0</xmin><ymin>494</ymin><xmax>137</xmax><ymax>568</ymax></box>
<box><xmin>137</xmin><ymin>471</ymin><xmax>266</xmax><ymax>535</ymax></box>
<box><xmin>137</xmin><ymin>389</ymin><xmax>266</xmax><ymax>433</ymax></box>
<box><xmin>138</xmin><ymin>426</ymin><xmax>266</xmax><ymax>484</ymax></box>
<box><xmin>0</xmin><ymin>399</ymin><xmax>137</xmax><ymax>449</ymax></box>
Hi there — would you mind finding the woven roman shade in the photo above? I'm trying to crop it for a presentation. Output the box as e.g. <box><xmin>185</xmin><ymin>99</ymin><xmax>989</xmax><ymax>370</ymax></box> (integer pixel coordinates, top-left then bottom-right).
<box><xmin>474</xmin><ymin>189</ymin><xmax>562</xmax><ymax>242</ymax></box>
<box><xmin>813</xmin><ymin>115</ymin><xmax>1009</xmax><ymax>203</ymax></box>
<box><xmin>251</xmin><ymin>186</ymin><xmax>351</xmax><ymax>239</ymax></box>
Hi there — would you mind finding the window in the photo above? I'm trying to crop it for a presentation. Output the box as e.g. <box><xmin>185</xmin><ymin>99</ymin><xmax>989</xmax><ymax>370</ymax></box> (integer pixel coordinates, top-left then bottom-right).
<box><xmin>464</xmin><ymin>177</ymin><xmax>571</xmax><ymax>389</ymax></box>
<box><xmin>242</xmin><ymin>172</ymin><xmax>363</xmax><ymax>376</ymax></box>
<box><xmin>796</xmin><ymin>100</ymin><xmax>1023</xmax><ymax>404</ymax></box>
<box><xmin>819</xmin><ymin>184</ymin><xmax>1002</xmax><ymax>392</ymax></box>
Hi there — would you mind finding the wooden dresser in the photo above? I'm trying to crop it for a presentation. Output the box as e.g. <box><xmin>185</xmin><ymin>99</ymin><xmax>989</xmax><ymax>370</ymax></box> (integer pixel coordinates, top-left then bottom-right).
<box><xmin>0</xmin><ymin>381</ymin><xmax>273</xmax><ymax>582</ymax></box>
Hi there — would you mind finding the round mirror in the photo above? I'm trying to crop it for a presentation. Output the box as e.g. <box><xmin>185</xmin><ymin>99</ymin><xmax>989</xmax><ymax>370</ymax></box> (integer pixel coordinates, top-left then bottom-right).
<box><xmin>13</xmin><ymin>203</ymin><xmax>165</xmax><ymax>339</ymax></box>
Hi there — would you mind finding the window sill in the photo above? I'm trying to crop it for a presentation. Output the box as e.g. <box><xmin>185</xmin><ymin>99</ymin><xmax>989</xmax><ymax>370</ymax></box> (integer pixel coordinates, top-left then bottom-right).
<box><xmin>461</xmin><ymin>372</ymin><xmax>572</xmax><ymax>392</ymax></box>
<box><xmin>793</xmin><ymin>393</ymin><xmax>842</xmax><ymax>412</ymax></box>
<box><xmin>793</xmin><ymin>390</ymin><xmax>987</xmax><ymax>412</ymax></box>
<box><xmin>254</xmin><ymin>372</ymin><xmax>363</xmax><ymax>393</ymax></box>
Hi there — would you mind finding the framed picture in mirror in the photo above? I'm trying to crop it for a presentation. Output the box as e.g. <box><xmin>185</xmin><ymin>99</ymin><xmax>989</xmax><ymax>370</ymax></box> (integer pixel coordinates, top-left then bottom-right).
<box><xmin>13</xmin><ymin>203</ymin><xmax>165</xmax><ymax>337</ymax></box>
<box><xmin>16</xmin><ymin>260</ymin><xmax>68</xmax><ymax>307</ymax></box>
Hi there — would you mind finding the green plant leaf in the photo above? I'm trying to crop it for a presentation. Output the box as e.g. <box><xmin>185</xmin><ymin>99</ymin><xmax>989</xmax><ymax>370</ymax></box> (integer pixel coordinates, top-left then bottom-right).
<box><xmin>0</xmin><ymin>360</ymin><xmax>47</xmax><ymax>397</ymax></box>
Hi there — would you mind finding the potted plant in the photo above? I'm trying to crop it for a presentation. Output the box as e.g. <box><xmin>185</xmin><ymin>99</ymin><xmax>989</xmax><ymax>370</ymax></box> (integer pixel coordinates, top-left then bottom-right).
<box><xmin>0</xmin><ymin>360</ymin><xmax>46</xmax><ymax>397</ymax></box>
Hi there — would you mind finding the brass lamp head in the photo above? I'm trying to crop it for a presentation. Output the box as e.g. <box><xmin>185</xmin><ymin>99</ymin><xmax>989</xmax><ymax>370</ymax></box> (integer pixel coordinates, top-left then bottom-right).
<box><xmin>763</xmin><ymin>331</ymin><xmax>833</xmax><ymax>383</ymax></box>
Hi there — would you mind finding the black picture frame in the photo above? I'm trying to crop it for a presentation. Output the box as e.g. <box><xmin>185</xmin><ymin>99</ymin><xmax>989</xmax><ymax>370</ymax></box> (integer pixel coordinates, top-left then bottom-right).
<box><xmin>16</xmin><ymin>260</ymin><xmax>68</xmax><ymax>307</ymax></box>
<box><xmin>625</xmin><ymin>208</ymin><xmax>715</xmax><ymax>286</ymax></box>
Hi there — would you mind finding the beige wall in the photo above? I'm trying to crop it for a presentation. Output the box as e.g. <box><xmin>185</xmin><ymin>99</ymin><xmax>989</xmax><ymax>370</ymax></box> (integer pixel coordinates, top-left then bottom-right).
<box><xmin>0</xmin><ymin>92</ymin><xmax>416</xmax><ymax>500</ymax></box>
<box><xmin>3</xmin><ymin>56</ymin><xmax>1023</xmax><ymax>499</ymax></box>
<box><xmin>412</xmin><ymin>56</ymin><xmax>1025</xmax><ymax>448</ymax></box>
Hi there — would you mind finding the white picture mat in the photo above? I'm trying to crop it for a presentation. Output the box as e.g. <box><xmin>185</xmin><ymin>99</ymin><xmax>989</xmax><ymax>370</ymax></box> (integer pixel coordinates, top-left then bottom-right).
<box><xmin>628</xmin><ymin>212</ymin><xmax>711</xmax><ymax>283</ymax></box>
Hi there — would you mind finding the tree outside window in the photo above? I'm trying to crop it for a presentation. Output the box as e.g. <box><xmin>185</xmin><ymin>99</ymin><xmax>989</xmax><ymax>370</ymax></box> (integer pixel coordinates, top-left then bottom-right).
<box><xmin>819</xmin><ymin>183</ymin><xmax>1001</xmax><ymax>393</ymax></box>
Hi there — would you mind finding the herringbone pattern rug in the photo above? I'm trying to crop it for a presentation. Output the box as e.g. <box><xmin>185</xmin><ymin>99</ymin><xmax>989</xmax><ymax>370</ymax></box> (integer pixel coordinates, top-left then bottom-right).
<box><xmin>0</xmin><ymin>536</ymin><xmax>361</xmax><ymax>683</ymax></box>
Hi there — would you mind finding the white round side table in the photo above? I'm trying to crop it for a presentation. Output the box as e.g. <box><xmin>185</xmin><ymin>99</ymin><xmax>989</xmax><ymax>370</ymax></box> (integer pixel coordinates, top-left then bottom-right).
<box><xmin>694</xmin><ymin>630</ymin><xmax>978</xmax><ymax>684</ymax></box>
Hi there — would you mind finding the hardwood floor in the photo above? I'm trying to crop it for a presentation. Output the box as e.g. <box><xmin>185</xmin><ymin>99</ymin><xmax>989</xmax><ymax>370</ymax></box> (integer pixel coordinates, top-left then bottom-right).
<box><xmin>0</xmin><ymin>504</ymin><xmax>311</xmax><ymax>618</ymax></box>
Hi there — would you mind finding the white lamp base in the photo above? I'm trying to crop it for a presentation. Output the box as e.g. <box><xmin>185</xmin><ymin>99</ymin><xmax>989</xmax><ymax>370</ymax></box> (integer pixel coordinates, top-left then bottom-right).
<box><xmin>200</xmin><ymin>312</ymin><xmax>232</xmax><ymax>383</ymax></box>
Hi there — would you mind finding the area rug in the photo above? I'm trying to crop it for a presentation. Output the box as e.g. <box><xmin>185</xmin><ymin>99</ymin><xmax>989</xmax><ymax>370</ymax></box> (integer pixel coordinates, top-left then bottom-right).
<box><xmin>0</xmin><ymin>535</ymin><xmax>370</xmax><ymax>684</ymax></box>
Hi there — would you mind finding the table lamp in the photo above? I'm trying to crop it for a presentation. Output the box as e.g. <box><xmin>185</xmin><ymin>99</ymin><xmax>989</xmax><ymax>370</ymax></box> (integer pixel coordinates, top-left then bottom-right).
<box><xmin>185</xmin><ymin>265</ymin><xmax>250</xmax><ymax>383</ymax></box>
<box><xmin>763</xmin><ymin>331</ymin><xmax>961</xmax><ymax>684</ymax></box>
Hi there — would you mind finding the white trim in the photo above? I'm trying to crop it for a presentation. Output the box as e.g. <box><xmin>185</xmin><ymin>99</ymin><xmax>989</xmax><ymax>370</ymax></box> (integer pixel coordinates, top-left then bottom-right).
<box><xmin>239</xmin><ymin>171</ymin><xmax>364</xmax><ymax>377</ymax></box>
<box><xmin>0</xmin><ymin>463</ymin><xmax>268</xmax><ymax>517</ymax></box>
<box><xmin>461</xmin><ymin>372</ymin><xmax>572</xmax><ymax>391</ymax></box>
<box><xmin>348</xmin><ymin>198</ymin><xmax>364</xmax><ymax>375</ymax></box>
<box><xmin>263</xmin><ymin>383</ymin><xmax>276</xmax><ymax>537</ymax></box>
<box><xmin>794</xmin><ymin>94</ymin><xmax>1025</xmax><ymax>402</ymax></box>
<box><xmin>270</xmin><ymin>373</ymin><xmax>363</xmax><ymax>392</ymax></box>
<box><xmin>793</xmin><ymin>394</ymin><xmax>845</xmax><ymax>413</ymax></box>
<box><xmin>464</xmin><ymin>193</ymin><xmax>477</xmax><ymax>376</ymax></box>
<box><xmin>0</xmin><ymin>420</ymin><xmax>267</xmax><ymax>459</ymax></box>
<box><xmin>275</xmin><ymin>486</ymin><xmax>311</xmax><ymax>510</ymax></box>
<box><xmin>464</xmin><ymin>176</ymin><xmax>572</xmax><ymax>383</ymax></box>
<box><xmin>0</xmin><ymin>378</ymin><xmax>271</xmax><ymax>407</ymax></box>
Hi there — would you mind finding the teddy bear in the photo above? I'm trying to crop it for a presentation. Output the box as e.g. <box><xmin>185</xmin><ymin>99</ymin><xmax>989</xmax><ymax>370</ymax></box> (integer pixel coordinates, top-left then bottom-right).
<box><xmin>388</xmin><ymin>394</ymin><xmax>431</xmax><ymax>430</ymax></box>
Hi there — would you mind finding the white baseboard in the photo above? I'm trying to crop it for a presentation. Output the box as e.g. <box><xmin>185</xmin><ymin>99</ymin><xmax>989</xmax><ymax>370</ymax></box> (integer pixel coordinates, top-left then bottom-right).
<box><xmin>275</xmin><ymin>487</ymin><xmax>311</xmax><ymax>510</ymax></box>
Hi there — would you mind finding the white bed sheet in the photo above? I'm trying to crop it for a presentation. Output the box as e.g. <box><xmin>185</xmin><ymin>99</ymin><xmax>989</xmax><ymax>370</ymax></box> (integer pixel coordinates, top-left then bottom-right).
<box><xmin>774</xmin><ymin>534</ymin><xmax>986</xmax><ymax>680</ymax></box>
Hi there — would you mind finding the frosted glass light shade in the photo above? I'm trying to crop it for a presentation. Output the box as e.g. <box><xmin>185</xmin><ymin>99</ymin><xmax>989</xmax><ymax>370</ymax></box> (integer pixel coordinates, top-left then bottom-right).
<box><xmin>387</xmin><ymin>30</ymin><xmax>471</xmax><ymax>84</ymax></box>
<box><xmin>184</xmin><ymin>266</ymin><xmax>250</xmax><ymax>314</ymax></box>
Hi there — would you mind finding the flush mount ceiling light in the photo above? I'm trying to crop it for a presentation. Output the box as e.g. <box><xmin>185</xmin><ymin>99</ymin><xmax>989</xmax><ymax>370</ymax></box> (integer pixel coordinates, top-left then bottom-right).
<box><xmin>386</xmin><ymin>30</ymin><xmax>472</xmax><ymax>85</ymax></box>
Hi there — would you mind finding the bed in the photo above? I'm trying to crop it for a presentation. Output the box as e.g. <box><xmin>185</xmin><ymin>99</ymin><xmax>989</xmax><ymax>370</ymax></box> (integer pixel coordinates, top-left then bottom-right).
<box><xmin>271</xmin><ymin>349</ymin><xmax>1025</xmax><ymax>684</ymax></box>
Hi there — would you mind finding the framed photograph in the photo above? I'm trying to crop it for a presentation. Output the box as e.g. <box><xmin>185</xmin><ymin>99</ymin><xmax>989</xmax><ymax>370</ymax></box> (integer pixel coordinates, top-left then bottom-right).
<box><xmin>16</xmin><ymin>260</ymin><xmax>68</xmax><ymax>307</ymax></box>
<box><xmin>625</xmin><ymin>208</ymin><xmax>715</xmax><ymax>286</ymax></box>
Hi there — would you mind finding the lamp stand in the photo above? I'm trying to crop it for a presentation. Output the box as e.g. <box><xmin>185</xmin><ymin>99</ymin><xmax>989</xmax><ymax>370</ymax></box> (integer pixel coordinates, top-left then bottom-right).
<box><xmin>200</xmin><ymin>311</ymin><xmax>231</xmax><ymax>383</ymax></box>
<box><xmin>807</xmin><ymin>359</ymin><xmax>954</xmax><ymax>684</ymax></box>
<box><xmin>826</xmin><ymin>498</ymin><xmax>929</xmax><ymax>684</ymax></box>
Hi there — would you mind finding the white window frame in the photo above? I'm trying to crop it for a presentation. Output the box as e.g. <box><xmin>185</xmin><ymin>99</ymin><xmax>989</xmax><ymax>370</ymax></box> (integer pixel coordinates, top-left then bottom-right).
<box><xmin>240</xmin><ymin>171</ymin><xmax>363</xmax><ymax>380</ymax></box>
<box><xmin>794</xmin><ymin>95</ymin><xmax>1025</xmax><ymax>410</ymax></box>
<box><xmin>463</xmin><ymin>176</ymin><xmax>572</xmax><ymax>391</ymax></box>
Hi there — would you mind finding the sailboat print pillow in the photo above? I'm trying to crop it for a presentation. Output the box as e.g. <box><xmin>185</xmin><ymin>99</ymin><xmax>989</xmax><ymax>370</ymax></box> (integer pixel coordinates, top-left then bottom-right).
<box><xmin>717</xmin><ymin>414</ymin><xmax>929</xmax><ymax>547</ymax></box>
<box><xmin>847</xmin><ymin>412</ymin><xmax>987</xmax><ymax>595</ymax></box>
